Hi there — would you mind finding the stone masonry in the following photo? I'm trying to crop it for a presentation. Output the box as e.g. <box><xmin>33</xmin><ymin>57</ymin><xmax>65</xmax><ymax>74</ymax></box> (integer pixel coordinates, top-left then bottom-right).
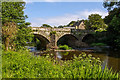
<box><xmin>32</xmin><ymin>27</ymin><xmax>92</xmax><ymax>49</ymax></box>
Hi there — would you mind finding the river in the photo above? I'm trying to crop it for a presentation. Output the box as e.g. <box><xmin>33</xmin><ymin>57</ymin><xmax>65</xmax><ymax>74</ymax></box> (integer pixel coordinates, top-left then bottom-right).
<box><xmin>34</xmin><ymin>49</ymin><xmax>120</xmax><ymax>72</ymax></box>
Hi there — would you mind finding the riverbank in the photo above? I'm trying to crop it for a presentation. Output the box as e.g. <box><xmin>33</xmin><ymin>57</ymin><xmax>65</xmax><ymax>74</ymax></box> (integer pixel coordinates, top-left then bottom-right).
<box><xmin>2</xmin><ymin>50</ymin><xmax>119</xmax><ymax>78</ymax></box>
<box><xmin>55</xmin><ymin>49</ymin><xmax>94</xmax><ymax>52</ymax></box>
<box><xmin>33</xmin><ymin>47</ymin><xmax>120</xmax><ymax>72</ymax></box>
<box><xmin>33</xmin><ymin>49</ymin><xmax>94</xmax><ymax>55</ymax></box>
<box><xmin>31</xmin><ymin>45</ymin><xmax>110</xmax><ymax>54</ymax></box>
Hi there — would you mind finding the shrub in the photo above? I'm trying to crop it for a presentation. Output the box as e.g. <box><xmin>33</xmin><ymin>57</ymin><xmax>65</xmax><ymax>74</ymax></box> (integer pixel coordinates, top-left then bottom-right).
<box><xmin>59</xmin><ymin>45</ymin><xmax>72</xmax><ymax>50</ymax></box>
<box><xmin>2</xmin><ymin>50</ymin><xmax>119</xmax><ymax>78</ymax></box>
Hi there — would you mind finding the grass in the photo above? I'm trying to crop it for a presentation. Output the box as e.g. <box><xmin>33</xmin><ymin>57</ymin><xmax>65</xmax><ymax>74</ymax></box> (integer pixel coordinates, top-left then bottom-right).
<box><xmin>2</xmin><ymin>50</ymin><xmax>119</xmax><ymax>79</ymax></box>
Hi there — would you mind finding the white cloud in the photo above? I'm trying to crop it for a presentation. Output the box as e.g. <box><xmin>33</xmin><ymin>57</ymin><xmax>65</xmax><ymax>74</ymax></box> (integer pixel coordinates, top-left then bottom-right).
<box><xmin>77</xmin><ymin>9</ymin><xmax>108</xmax><ymax>18</ymax></box>
<box><xmin>30</xmin><ymin>10</ymin><xmax>108</xmax><ymax>27</ymax></box>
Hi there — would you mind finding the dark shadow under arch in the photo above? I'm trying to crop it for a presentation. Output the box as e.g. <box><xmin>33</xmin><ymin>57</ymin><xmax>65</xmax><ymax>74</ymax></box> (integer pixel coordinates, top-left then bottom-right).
<box><xmin>82</xmin><ymin>34</ymin><xmax>95</xmax><ymax>44</ymax></box>
<box><xmin>57</xmin><ymin>34</ymin><xmax>78</xmax><ymax>49</ymax></box>
<box><xmin>34</xmin><ymin>34</ymin><xmax>50</xmax><ymax>50</ymax></box>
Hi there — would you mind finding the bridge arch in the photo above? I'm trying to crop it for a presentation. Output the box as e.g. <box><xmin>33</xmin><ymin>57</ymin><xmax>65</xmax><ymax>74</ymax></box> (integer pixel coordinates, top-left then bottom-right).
<box><xmin>82</xmin><ymin>34</ymin><xmax>95</xmax><ymax>44</ymax></box>
<box><xmin>57</xmin><ymin>34</ymin><xmax>78</xmax><ymax>48</ymax></box>
<box><xmin>34</xmin><ymin>34</ymin><xmax>50</xmax><ymax>50</ymax></box>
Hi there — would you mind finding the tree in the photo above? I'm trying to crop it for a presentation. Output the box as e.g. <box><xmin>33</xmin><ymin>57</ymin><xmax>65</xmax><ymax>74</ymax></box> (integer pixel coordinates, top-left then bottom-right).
<box><xmin>103</xmin><ymin>1</ymin><xmax>120</xmax><ymax>48</ymax></box>
<box><xmin>67</xmin><ymin>21</ymin><xmax>76</xmax><ymax>26</ymax></box>
<box><xmin>54</xmin><ymin>26</ymin><xmax>57</xmax><ymax>28</ymax></box>
<box><xmin>41</xmin><ymin>24</ymin><xmax>52</xmax><ymax>28</ymax></box>
<box><xmin>2</xmin><ymin>22</ymin><xmax>17</xmax><ymax>50</ymax></box>
<box><xmin>2</xmin><ymin>2</ymin><xmax>27</xmax><ymax>25</ymax></box>
<box><xmin>85</xmin><ymin>14</ymin><xmax>107</xmax><ymax>32</ymax></box>
<box><xmin>103</xmin><ymin>1</ymin><xmax>120</xmax><ymax>11</ymax></box>
<box><xmin>84</xmin><ymin>20</ymin><xmax>91</xmax><ymax>30</ymax></box>
<box><xmin>58</xmin><ymin>25</ymin><xmax>64</xmax><ymax>28</ymax></box>
<box><xmin>108</xmin><ymin>15</ymin><xmax>120</xmax><ymax>48</ymax></box>
<box><xmin>15</xmin><ymin>24</ymin><xmax>34</xmax><ymax>50</ymax></box>
<box><xmin>2</xmin><ymin>1</ymin><xmax>34</xmax><ymax>50</ymax></box>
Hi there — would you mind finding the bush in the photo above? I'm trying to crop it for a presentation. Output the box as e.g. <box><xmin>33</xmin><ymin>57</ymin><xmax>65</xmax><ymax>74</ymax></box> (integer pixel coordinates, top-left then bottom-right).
<box><xmin>59</xmin><ymin>45</ymin><xmax>72</xmax><ymax>50</ymax></box>
<box><xmin>2</xmin><ymin>50</ymin><xmax>56</xmax><ymax>78</ymax></box>
<box><xmin>2</xmin><ymin>50</ymin><xmax>119</xmax><ymax>78</ymax></box>
<box><xmin>2</xmin><ymin>44</ymin><xmax>5</xmax><ymax>50</ymax></box>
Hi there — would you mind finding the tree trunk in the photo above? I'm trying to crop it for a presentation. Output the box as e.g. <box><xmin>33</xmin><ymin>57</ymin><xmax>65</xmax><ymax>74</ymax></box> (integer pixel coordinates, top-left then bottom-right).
<box><xmin>5</xmin><ymin>37</ymin><xmax>9</xmax><ymax>51</ymax></box>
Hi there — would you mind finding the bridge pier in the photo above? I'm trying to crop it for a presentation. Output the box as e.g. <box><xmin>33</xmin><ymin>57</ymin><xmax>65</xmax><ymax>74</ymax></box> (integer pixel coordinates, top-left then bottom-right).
<box><xmin>46</xmin><ymin>34</ymin><xmax>58</xmax><ymax>50</ymax></box>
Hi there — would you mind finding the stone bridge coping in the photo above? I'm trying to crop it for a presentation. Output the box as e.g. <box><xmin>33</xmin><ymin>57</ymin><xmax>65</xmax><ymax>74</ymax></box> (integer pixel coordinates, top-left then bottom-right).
<box><xmin>32</xmin><ymin>27</ymin><xmax>71</xmax><ymax>31</ymax></box>
<box><xmin>32</xmin><ymin>27</ymin><xmax>93</xmax><ymax>32</ymax></box>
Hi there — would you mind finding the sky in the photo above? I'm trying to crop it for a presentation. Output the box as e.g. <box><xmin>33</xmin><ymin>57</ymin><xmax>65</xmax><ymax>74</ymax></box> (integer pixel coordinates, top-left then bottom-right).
<box><xmin>24</xmin><ymin>1</ymin><xmax>108</xmax><ymax>27</ymax></box>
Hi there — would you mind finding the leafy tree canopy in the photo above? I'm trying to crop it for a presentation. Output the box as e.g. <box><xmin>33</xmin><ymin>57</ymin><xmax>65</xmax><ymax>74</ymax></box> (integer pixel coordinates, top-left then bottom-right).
<box><xmin>58</xmin><ymin>25</ymin><xmax>64</xmax><ymax>28</ymax></box>
<box><xmin>2</xmin><ymin>22</ymin><xmax>17</xmax><ymax>50</ymax></box>
<box><xmin>103</xmin><ymin>1</ymin><xmax>120</xmax><ymax>11</ymax></box>
<box><xmin>2</xmin><ymin>1</ymin><xmax>27</xmax><ymax>25</ymax></box>
<box><xmin>67</xmin><ymin>21</ymin><xmax>76</xmax><ymax>26</ymax></box>
<box><xmin>85</xmin><ymin>14</ymin><xmax>108</xmax><ymax>32</ymax></box>
<box><xmin>41</xmin><ymin>24</ymin><xmax>52</xmax><ymax>28</ymax></box>
<box><xmin>1</xmin><ymin>1</ymin><xmax>34</xmax><ymax>50</ymax></box>
<box><xmin>103</xmin><ymin>0</ymin><xmax>120</xmax><ymax>48</ymax></box>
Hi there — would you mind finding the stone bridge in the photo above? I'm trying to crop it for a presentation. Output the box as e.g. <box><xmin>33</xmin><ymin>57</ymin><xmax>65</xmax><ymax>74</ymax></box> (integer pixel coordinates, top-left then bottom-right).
<box><xmin>32</xmin><ymin>27</ymin><xmax>93</xmax><ymax>49</ymax></box>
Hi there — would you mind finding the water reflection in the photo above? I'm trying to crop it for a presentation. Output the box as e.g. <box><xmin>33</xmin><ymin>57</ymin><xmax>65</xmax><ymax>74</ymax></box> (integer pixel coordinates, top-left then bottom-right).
<box><xmin>55</xmin><ymin>52</ymin><xmax>62</xmax><ymax>59</ymax></box>
<box><xmin>101</xmin><ymin>52</ymin><xmax>109</xmax><ymax>70</ymax></box>
<box><xmin>53</xmin><ymin>51</ymin><xmax>120</xmax><ymax>72</ymax></box>
<box><xmin>36</xmin><ymin>50</ymin><xmax>120</xmax><ymax>72</ymax></box>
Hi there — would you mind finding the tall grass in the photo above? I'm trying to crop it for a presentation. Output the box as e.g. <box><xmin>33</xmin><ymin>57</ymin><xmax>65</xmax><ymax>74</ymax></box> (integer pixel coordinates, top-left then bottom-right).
<box><xmin>2</xmin><ymin>50</ymin><xmax>119</xmax><ymax>79</ymax></box>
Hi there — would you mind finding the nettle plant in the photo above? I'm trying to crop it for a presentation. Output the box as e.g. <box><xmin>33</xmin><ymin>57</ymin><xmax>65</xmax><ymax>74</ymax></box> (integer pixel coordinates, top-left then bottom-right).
<box><xmin>2</xmin><ymin>50</ymin><xmax>119</xmax><ymax>78</ymax></box>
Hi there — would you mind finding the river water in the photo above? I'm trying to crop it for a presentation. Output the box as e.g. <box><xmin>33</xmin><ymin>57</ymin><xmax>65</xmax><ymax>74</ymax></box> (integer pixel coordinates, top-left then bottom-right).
<box><xmin>35</xmin><ymin>50</ymin><xmax>120</xmax><ymax>72</ymax></box>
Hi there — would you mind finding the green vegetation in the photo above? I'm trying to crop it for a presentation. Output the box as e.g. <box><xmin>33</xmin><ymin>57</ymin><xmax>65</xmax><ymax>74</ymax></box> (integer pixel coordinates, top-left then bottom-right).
<box><xmin>41</xmin><ymin>24</ymin><xmax>52</xmax><ymax>28</ymax></box>
<box><xmin>1</xmin><ymin>1</ymin><xmax>120</xmax><ymax>79</ymax></box>
<box><xmin>58</xmin><ymin>25</ymin><xmax>67</xmax><ymax>28</ymax></box>
<box><xmin>82</xmin><ymin>32</ymin><xmax>107</xmax><ymax>46</ymax></box>
<box><xmin>34</xmin><ymin>38</ymin><xmax>41</xmax><ymax>50</ymax></box>
<box><xmin>2</xmin><ymin>2</ymin><xmax>26</xmax><ymax>24</ymax></box>
<box><xmin>15</xmin><ymin>23</ymin><xmax>34</xmax><ymax>50</ymax></box>
<box><xmin>58</xmin><ymin>45</ymin><xmax>72</xmax><ymax>50</ymax></box>
<box><xmin>2</xmin><ymin>1</ymin><xmax>33</xmax><ymax>51</ymax></box>
<box><xmin>2</xmin><ymin>50</ymin><xmax>119</xmax><ymax>78</ymax></box>
<box><xmin>67</xmin><ymin>21</ymin><xmax>76</xmax><ymax>26</ymax></box>
<box><xmin>103</xmin><ymin>1</ymin><xmax>120</xmax><ymax>49</ymax></box>
<box><xmin>58</xmin><ymin>25</ymin><xmax>64</xmax><ymax>28</ymax></box>
<box><xmin>50</xmin><ymin>31</ymin><xmax>56</xmax><ymax>35</ymax></box>
<box><xmin>84</xmin><ymin>14</ymin><xmax>108</xmax><ymax>32</ymax></box>
<box><xmin>90</xmin><ymin>43</ymin><xmax>107</xmax><ymax>47</ymax></box>
<box><xmin>2</xmin><ymin>22</ymin><xmax>17</xmax><ymax>51</ymax></box>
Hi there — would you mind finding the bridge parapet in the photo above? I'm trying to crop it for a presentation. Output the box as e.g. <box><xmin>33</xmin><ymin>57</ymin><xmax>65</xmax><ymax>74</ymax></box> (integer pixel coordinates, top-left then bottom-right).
<box><xmin>32</xmin><ymin>27</ymin><xmax>71</xmax><ymax>32</ymax></box>
<box><xmin>32</xmin><ymin>27</ymin><xmax>52</xmax><ymax>32</ymax></box>
<box><xmin>71</xmin><ymin>29</ymin><xmax>93</xmax><ymax>33</ymax></box>
<box><xmin>52</xmin><ymin>28</ymin><xmax>71</xmax><ymax>32</ymax></box>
